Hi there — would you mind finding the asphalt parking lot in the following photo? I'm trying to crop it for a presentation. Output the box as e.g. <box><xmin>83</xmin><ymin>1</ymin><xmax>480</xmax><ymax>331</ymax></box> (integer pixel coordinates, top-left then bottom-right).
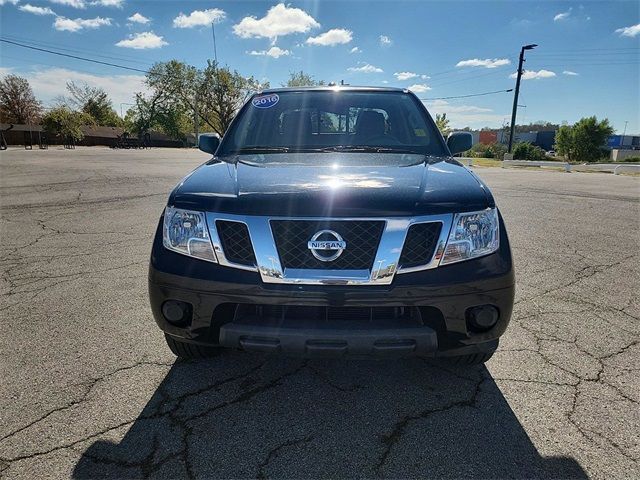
<box><xmin>0</xmin><ymin>147</ymin><xmax>638</xmax><ymax>479</ymax></box>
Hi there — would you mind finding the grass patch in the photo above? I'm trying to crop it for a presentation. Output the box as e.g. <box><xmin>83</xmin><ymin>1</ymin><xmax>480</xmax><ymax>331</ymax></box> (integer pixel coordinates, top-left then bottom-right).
<box><xmin>467</xmin><ymin>158</ymin><xmax>502</xmax><ymax>167</ymax></box>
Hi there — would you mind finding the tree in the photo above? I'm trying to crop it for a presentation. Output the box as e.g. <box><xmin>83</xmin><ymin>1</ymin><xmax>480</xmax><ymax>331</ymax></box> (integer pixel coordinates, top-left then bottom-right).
<box><xmin>0</xmin><ymin>75</ymin><xmax>43</xmax><ymax>124</ymax></box>
<box><xmin>284</xmin><ymin>71</ymin><xmax>325</xmax><ymax>87</ymax></box>
<box><xmin>125</xmin><ymin>60</ymin><xmax>269</xmax><ymax>140</ymax></box>
<box><xmin>435</xmin><ymin>113</ymin><xmax>450</xmax><ymax>137</ymax></box>
<box><xmin>62</xmin><ymin>81</ymin><xmax>121</xmax><ymax>126</ymax></box>
<box><xmin>42</xmin><ymin>106</ymin><xmax>93</xmax><ymax>142</ymax></box>
<box><xmin>554</xmin><ymin>125</ymin><xmax>573</xmax><ymax>159</ymax></box>
<box><xmin>198</xmin><ymin>61</ymin><xmax>268</xmax><ymax>135</ymax></box>
<box><xmin>554</xmin><ymin>116</ymin><xmax>613</xmax><ymax>162</ymax></box>
<box><xmin>466</xmin><ymin>142</ymin><xmax>506</xmax><ymax>159</ymax></box>
<box><xmin>513</xmin><ymin>142</ymin><xmax>546</xmax><ymax>161</ymax></box>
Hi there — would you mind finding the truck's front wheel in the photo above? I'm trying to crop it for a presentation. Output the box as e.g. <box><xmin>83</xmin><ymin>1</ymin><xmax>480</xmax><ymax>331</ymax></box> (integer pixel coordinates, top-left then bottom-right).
<box><xmin>164</xmin><ymin>334</ymin><xmax>222</xmax><ymax>359</ymax></box>
<box><xmin>448</xmin><ymin>351</ymin><xmax>495</xmax><ymax>366</ymax></box>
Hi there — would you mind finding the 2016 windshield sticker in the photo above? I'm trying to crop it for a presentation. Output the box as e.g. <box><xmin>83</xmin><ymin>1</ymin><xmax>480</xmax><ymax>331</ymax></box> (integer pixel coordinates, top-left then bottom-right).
<box><xmin>252</xmin><ymin>94</ymin><xmax>279</xmax><ymax>109</ymax></box>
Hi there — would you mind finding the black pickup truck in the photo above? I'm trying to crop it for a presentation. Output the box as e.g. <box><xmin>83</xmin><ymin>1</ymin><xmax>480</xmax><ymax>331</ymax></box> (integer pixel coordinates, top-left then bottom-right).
<box><xmin>148</xmin><ymin>86</ymin><xmax>515</xmax><ymax>365</ymax></box>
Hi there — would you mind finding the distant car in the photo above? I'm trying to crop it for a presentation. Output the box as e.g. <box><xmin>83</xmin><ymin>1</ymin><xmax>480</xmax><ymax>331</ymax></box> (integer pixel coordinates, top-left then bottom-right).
<box><xmin>149</xmin><ymin>86</ymin><xmax>515</xmax><ymax>365</ymax></box>
<box><xmin>546</xmin><ymin>150</ymin><xmax>556</xmax><ymax>157</ymax></box>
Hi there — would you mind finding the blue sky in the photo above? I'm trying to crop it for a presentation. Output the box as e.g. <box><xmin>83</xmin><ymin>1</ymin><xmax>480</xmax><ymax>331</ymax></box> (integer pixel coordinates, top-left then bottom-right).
<box><xmin>1</xmin><ymin>0</ymin><xmax>638</xmax><ymax>132</ymax></box>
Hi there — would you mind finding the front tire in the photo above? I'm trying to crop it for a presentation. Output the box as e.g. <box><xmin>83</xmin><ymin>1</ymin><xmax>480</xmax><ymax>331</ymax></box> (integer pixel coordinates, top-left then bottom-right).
<box><xmin>448</xmin><ymin>351</ymin><xmax>495</xmax><ymax>366</ymax></box>
<box><xmin>164</xmin><ymin>334</ymin><xmax>222</xmax><ymax>359</ymax></box>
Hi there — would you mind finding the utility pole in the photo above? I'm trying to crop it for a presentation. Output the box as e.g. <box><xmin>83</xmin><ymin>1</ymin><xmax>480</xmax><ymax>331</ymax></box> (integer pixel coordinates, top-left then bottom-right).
<box><xmin>211</xmin><ymin>22</ymin><xmax>218</xmax><ymax>64</ymax></box>
<box><xmin>621</xmin><ymin>120</ymin><xmax>628</xmax><ymax>146</ymax></box>
<box><xmin>193</xmin><ymin>91</ymin><xmax>199</xmax><ymax>148</ymax></box>
<box><xmin>508</xmin><ymin>44</ymin><xmax>537</xmax><ymax>153</ymax></box>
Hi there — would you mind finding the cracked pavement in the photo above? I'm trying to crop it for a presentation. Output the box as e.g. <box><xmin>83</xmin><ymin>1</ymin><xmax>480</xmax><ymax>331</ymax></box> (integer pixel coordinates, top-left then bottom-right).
<box><xmin>1</xmin><ymin>147</ymin><xmax>638</xmax><ymax>479</ymax></box>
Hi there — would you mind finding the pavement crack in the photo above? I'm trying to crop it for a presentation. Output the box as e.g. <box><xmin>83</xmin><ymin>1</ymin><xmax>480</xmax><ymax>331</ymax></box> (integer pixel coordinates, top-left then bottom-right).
<box><xmin>0</xmin><ymin>361</ymin><xmax>173</xmax><ymax>443</ymax></box>
<box><xmin>256</xmin><ymin>435</ymin><xmax>314</xmax><ymax>480</ymax></box>
<box><xmin>374</xmin><ymin>373</ymin><xmax>487</xmax><ymax>476</ymax></box>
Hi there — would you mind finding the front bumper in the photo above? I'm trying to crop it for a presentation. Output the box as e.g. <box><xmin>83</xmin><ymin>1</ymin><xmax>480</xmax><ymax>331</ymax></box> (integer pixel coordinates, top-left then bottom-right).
<box><xmin>148</xmin><ymin>217</ymin><xmax>515</xmax><ymax>358</ymax></box>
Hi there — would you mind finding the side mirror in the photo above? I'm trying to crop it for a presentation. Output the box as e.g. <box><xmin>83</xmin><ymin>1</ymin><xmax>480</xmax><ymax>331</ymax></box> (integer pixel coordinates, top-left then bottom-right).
<box><xmin>447</xmin><ymin>132</ymin><xmax>473</xmax><ymax>155</ymax></box>
<box><xmin>198</xmin><ymin>133</ymin><xmax>220</xmax><ymax>155</ymax></box>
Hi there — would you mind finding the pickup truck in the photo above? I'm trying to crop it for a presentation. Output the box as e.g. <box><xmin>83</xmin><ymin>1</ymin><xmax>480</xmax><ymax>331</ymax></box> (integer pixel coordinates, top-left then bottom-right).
<box><xmin>148</xmin><ymin>86</ymin><xmax>515</xmax><ymax>365</ymax></box>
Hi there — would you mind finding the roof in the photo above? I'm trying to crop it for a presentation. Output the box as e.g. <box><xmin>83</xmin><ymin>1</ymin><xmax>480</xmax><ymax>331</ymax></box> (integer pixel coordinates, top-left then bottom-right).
<box><xmin>260</xmin><ymin>85</ymin><xmax>407</xmax><ymax>94</ymax></box>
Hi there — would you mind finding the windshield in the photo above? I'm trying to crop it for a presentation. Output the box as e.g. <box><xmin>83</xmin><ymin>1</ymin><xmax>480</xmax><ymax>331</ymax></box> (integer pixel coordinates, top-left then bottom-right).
<box><xmin>217</xmin><ymin>90</ymin><xmax>447</xmax><ymax>157</ymax></box>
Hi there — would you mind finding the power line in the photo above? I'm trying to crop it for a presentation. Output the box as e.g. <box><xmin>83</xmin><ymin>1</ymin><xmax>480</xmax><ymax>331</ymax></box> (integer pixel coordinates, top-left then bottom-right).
<box><xmin>0</xmin><ymin>38</ymin><xmax>150</xmax><ymax>74</ymax></box>
<box><xmin>419</xmin><ymin>88</ymin><xmax>513</xmax><ymax>101</ymax></box>
<box><xmin>1</xmin><ymin>33</ymin><xmax>158</xmax><ymax>67</ymax></box>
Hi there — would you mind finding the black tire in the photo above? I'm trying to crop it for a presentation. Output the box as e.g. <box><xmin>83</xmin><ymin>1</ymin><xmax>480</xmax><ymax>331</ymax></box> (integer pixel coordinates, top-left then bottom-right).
<box><xmin>448</xmin><ymin>351</ymin><xmax>495</xmax><ymax>366</ymax></box>
<box><xmin>164</xmin><ymin>334</ymin><xmax>222</xmax><ymax>359</ymax></box>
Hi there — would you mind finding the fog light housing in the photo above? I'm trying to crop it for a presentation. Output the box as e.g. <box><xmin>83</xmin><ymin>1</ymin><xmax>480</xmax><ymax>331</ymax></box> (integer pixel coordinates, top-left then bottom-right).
<box><xmin>162</xmin><ymin>300</ymin><xmax>192</xmax><ymax>327</ymax></box>
<box><xmin>466</xmin><ymin>305</ymin><xmax>499</xmax><ymax>332</ymax></box>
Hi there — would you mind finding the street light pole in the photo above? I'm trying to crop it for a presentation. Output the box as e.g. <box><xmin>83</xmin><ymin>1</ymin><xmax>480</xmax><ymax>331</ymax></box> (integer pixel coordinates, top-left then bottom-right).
<box><xmin>508</xmin><ymin>44</ymin><xmax>537</xmax><ymax>153</ymax></box>
<box><xmin>622</xmin><ymin>120</ymin><xmax>628</xmax><ymax>147</ymax></box>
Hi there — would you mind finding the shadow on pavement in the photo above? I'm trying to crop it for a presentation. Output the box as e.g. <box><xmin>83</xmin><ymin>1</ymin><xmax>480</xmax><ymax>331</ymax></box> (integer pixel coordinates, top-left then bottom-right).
<box><xmin>72</xmin><ymin>352</ymin><xmax>587</xmax><ymax>478</ymax></box>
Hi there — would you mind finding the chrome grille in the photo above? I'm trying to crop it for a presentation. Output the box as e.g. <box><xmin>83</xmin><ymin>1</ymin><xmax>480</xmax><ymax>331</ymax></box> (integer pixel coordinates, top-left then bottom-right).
<box><xmin>270</xmin><ymin>220</ymin><xmax>385</xmax><ymax>270</ymax></box>
<box><xmin>216</xmin><ymin>220</ymin><xmax>256</xmax><ymax>266</ymax></box>
<box><xmin>399</xmin><ymin>222</ymin><xmax>442</xmax><ymax>268</ymax></box>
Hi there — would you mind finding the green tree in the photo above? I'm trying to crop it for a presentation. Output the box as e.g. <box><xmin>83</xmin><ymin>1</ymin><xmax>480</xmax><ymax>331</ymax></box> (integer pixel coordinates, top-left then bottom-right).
<box><xmin>198</xmin><ymin>61</ymin><xmax>268</xmax><ymax>135</ymax></box>
<box><xmin>554</xmin><ymin>116</ymin><xmax>613</xmax><ymax>162</ymax></box>
<box><xmin>284</xmin><ymin>71</ymin><xmax>325</xmax><ymax>87</ymax></box>
<box><xmin>42</xmin><ymin>106</ymin><xmax>93</xmax><ymax>142</ymax></box>
<box><xmin>554</xmin><ymin>125</ymin><xmax>573</xmax><ymax>159</ymax></box>
<box><xmin>435</xmin><ymin>113</ymin><xmax>450</xmax><ymax>137</ymax></box>
<box><xmin>63</xmin><ymin>81</ymin><xmax>121</xmax><ymax>126</ymax></box>
<box><xmin>465</xmin><ymin>142</ymin><xmax>506</xmax><ymax>159</ymax></box>
<box><xmin>128</xmin><ymin>60</ymin><xmax>268</xmax><ymax>140</ymax></box>
<box><xmin>513</xmin><ymin>142</ymin><xmax>546</xmax><ymax>161</ymax></box>
<box><xmin>0</xmin><ymin>74</ymin><xmax>43</xmax><ymax>124</ymax></box>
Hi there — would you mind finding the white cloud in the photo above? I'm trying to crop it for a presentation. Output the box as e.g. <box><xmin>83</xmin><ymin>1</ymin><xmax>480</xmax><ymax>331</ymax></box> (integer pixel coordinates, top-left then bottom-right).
<box><xmin>19</xmin><ymin>3</ymin><xmax>56</xmax><ymax>15</ymax></box>
<box><xmin>394</xmin><ymin>71</ymin><xmax>417</xmax><ymax>81</ymax></box>
<box><xmin>553</xmin><ymin>9</ymin><xmax>571</xmax><ymax>21</ymax></box>
<box><xmin>509</xmin><ymin>69</ymin><xmax>556</xmax><ymax>80</ymax></box>
<box><xmin>348</xmin><ymin>63</ymin><xmax>383</xmax><ymax>73</ymax></box>
<box><xmin>615</xmin><ymin>23</ymin><xmax>640</xmax><ymax>37</ymax></box>
<box><xmin>127</xmin><ymin>12</ymin><xmax>149</xmax><ymax>24</ymax></box>
<box><xmin>91</xmin><ymin>0</ymin><xmax>123</xmax><ymax>6</ymax></box>
<box><xmin>233</xmin><ymin>3</ymin><xmax>319</xmax><ymax>41</ymax></box>
<box><xmin>24</xmin><ymin>67</ymin><xmax>145</xmax><ymax>108</ymax></box>
<box><xmin>173</xmin><ymin>8</ymin><xmax>225</xmax><ymax>28</ymax></box>
<box><xmin>306</xmin><ymin>28</ymin><xmax>352</xmax><ymax>46</ymax></box>
<box><xmin>54</xmin><ymin>16</ymin><xmax>111</xmax><ymax>31</ymax></box>
<box><xmin>115</xmin><ymin>31</ymin><xmax>167</xmax><ymax>49</ymax></box>
<box><xmin>425</xmin><ymin>99</ymin><xmax>504</xmax><ymax>129</ymax></box>
<box><xmin>49</xmin><ymin>0</ymin><xmax>87</xmax><ymax>8</ymax></box>
<box><xmin>563</xmin><ymin>70</ymin><xmax>579</xmax><ymax>76</ymax></box>
<box><xmin>407</xmin><ymin>83</ymin><xmax>431</xmax><ymax>93</ymax></box>
<box><xmin>456</xmin><ymin>58</ymin><xmax>511</xmax><ymax>68</ymax></box>
<box><xmin>379</xmin><ymin>35</ymin><xmax>392</xmax><ymax>46</ymax></box>
<box><xmin>349</xmin><ymin>46</ymin><xmax>361</xmax><ymax>54</ymax></box>
<box><xmin>0</xmin><ymin>0</ymin><xmax>20</xmax><ymax>5</ymax></box>
<box><xmin>248</xmin><ymin>46</ymin><xmax>291</xmax><ymax>58</ymax></box>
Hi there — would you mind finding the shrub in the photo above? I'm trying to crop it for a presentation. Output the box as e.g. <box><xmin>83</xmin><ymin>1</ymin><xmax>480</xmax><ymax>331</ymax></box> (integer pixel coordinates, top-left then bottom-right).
<box><xmin>513</xmin><ymin>142</ymin><xmax>546</xmax><ymax>161</ymax></box>
<box><xmin>42</xmin><ymin>106</ymin><xmax>94</xmax><ymax>142</ymax></box>
<box><xmin>465</xmin><ymin>142</ymin><xmax>506</xmax><ymax>159</ymax></box>
<box><xmin>620</xmin><ymin>156</ymin><xmax>640</xmax><ymax>163</ymax></box>
<box><xmin>554</xmin><ymin>116</ymin><xmax>614</xmax><ymax>162</ymax></box>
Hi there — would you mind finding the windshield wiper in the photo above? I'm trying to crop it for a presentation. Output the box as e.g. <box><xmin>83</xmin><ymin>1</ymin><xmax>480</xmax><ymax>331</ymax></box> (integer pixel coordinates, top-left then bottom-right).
<box><xmin>318</xmin><ymin>145</ymin><xmax>424</xmax><ymax>154</ymax></box>
<box><xmin>233</xmin><ymin>146</ymin><xmax>291</xmax><ymax>154</ymax></box>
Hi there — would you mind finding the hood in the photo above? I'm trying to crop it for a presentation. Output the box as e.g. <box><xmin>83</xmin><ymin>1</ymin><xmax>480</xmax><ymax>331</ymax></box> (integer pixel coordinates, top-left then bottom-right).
<box><xmin>169</xmin><ymin>153</ymin><xmax>492</xmax><ymax>217</ymax></box>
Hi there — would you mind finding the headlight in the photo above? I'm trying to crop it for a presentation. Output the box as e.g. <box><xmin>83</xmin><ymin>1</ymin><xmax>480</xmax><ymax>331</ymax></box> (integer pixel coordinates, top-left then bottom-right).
<box><xmin>163</xmin><ymin>206</ymin><xmax>217</xmax><ymax>263</ymax></box>
<box><xmin>441</xmin><ymin>208</ymin><xmax>499</xmax><ymax>265</ymax></box>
